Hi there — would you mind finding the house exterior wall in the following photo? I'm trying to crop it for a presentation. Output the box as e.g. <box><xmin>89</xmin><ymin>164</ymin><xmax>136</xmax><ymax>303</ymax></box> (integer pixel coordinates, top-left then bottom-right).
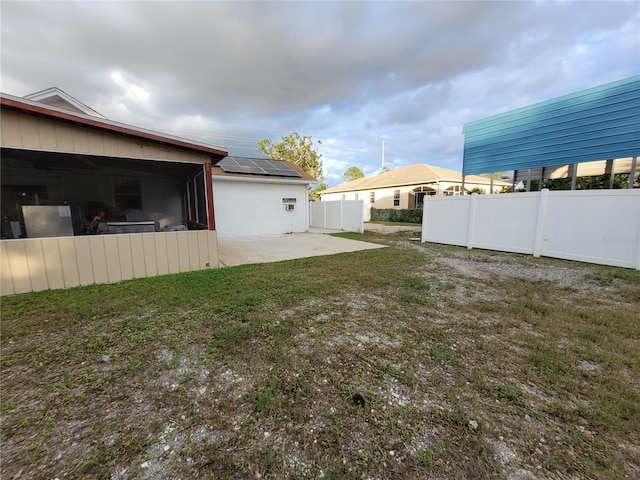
<box><xmin>1</xmin><ymin>230</ymin><xmax>219</xmax><ymax>295</ymax></box>
<box><xmin>321</xmin><ymin>181</ymin><xmax>500</xmax><ymax>208</ymax></box>
<box><xmin>212</xmin><ymin>177</ymin><xmax>309</xmax><ymax>239</ymax></box>
<box><xmin>322</xmin><ymin>186</ymin><xmax>413</xmax><ymax>208</ymax></box>
<box><xmin>1</xmin><ymin>109</ymin><xmax>211</xmax><ymax>164</ymax></box>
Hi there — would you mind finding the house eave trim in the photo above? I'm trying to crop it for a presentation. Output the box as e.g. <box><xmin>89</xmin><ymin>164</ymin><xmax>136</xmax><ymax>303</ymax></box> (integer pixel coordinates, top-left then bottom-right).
<box><xmin>1</xmin><ymin>93</ymin><xmax>228</xmax><ymax>160</ymax></box>
<box><xmin>212</xmin><ymin>175</ymin><xmax>316</xmax><ymax>186</ymax></box>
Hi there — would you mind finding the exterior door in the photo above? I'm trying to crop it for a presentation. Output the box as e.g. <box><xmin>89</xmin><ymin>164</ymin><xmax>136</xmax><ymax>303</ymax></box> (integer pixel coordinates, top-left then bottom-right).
<box><xmin>184</xmin><ymin>169</ymin><xmax>208</xmax><ymax>229</ymax></box>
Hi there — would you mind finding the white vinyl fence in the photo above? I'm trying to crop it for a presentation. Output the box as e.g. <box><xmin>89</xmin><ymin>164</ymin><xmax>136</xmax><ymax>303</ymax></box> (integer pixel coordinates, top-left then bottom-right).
<box><xmin>310</xmin><ymin>200</ymin><xmax>364</xmax><ymax>233</ymax></box>
<box><xmin>1</xmin><ymin>230</ymin><xmax>219</xmax><ymax>295</ymax></box>
<box><xmin>422</xmin><ymin>189</ymin><xmax>640</xmax><ymax>269</ymax></box>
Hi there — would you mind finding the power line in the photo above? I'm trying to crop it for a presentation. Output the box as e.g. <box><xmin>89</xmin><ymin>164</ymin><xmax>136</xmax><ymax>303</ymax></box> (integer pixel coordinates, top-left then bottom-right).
<box><xmin>134</xmin><ymin>123</ymin><xmax>286</xmax><ymax>143</ymax></box>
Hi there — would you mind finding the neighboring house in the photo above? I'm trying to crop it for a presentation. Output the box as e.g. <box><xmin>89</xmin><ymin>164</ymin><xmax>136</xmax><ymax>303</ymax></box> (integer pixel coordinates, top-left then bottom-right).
<box><xmin>1</xmin><ymin>88</ymin><xmax>227</xmax><ymax>295</ymax></box>
<box><xmin>211</xmin><ymin>156</ymin><xmax>318</xmax><ymax>239</ymax></box>
<box><xmin>320</xmin><ymin>164</ymin><xmax>510</xmax><ymax>209</ymax></box>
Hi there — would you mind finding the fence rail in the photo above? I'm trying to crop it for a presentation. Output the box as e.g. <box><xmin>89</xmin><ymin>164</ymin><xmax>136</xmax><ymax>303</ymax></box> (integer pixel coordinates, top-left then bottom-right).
<box><xmin>1</xmin><ymin>230</ymin><xmax>219</xmax><ymax>295</ymax></box>
<box><xmin>421</xmin><ymin>189</ymin><xmax>640</xmax><ymax>269</ymax></box>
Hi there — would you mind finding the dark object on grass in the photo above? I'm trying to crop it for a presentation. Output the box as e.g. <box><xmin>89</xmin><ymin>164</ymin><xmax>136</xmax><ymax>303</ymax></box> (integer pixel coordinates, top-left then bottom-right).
<box><xmin>352</xmin><ymin>392</ymin><xmax>366</xmax><ymax>407</ymax></box>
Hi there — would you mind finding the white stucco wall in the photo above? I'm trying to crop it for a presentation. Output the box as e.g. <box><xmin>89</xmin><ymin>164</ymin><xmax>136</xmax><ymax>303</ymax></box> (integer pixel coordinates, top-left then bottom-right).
<box><xmin>213</xmin><ymin>177</ymin><xmax>309</xmax><ymax>239</ymax></box>
<box><xmin>321</xmin><ymin>186</ymin><xmax>416</xmax><ymax>208</ymax></box>
<box><xmin>320</xmin><ymin>180</ymin><xmax>508</xmax><ymax>207</ymax></box>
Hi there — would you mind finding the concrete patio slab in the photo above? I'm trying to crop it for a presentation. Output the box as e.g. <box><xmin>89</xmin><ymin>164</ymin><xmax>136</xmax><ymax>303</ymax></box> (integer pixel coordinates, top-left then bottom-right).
<box><xmin>217</xmin><ymin>232</ymin><xmax>385</xmax><ymax>267</ymax></box>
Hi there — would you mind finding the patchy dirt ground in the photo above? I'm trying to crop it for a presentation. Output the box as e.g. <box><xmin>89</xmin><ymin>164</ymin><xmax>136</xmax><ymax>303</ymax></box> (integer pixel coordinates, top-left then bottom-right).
<box><xmin>1</xmin><ymin>228</ymin><xmax>639</xmax><ymax>479</ymax></box>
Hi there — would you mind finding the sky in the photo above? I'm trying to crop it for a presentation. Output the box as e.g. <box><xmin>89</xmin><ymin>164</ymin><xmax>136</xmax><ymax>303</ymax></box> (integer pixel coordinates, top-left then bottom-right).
<box><xmin>1</xmin><ymin>1</ymin><xmax>639</xmax><ymax>187</ymax></box>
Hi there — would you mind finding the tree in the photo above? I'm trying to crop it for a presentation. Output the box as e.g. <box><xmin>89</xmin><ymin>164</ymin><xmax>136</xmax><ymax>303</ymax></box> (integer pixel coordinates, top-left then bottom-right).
<box><xmin>343</xmin><ymin>166</ymin><xmax>364</xmax><ymax>182</ymax></box>
<box><xmin>309</xmin><ymin>182</ymin><xmax>327</xmax><ymax>202</ymax></box>
<box><xmin>258</xmin><ymin>132</ymin><xmax>323</xmax><ymax>181</ymax></box>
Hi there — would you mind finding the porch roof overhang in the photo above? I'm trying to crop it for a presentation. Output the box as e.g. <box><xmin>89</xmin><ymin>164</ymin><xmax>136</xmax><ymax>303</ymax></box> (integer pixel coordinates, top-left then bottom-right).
<box><xmin>0</xmin><ymin>93</ymin><xmax>228</xmax><ymax>162</ymax></box>
<box><xmin>462</xmin><ymin>76</ymin><xmax>640</xmax><ymax>176</ymax></box>
<box><xmin>1</xmin><ymin>147</ymin><xmax>205</xmax><ymax>177</ymax></box>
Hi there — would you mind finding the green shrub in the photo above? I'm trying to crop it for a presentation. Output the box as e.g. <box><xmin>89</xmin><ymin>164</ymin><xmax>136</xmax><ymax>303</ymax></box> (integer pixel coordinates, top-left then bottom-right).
<box><xmin>371</xmin><ymin>207</ymin><xmax>423</xmax><ymax>224</ymax></box>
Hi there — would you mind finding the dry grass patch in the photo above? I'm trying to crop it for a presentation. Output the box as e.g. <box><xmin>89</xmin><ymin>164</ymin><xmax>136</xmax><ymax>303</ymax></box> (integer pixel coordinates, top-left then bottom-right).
<box><xmin>2</xmin><ymin>230</ymin><xmax>639</xmax><ymax>479</ymax></box>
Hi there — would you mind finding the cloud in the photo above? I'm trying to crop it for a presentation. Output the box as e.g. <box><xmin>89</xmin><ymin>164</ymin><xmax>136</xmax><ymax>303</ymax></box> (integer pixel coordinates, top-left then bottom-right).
<box><xmin>1</xmin><ymin>1</ymin><xmax>638</xmax><ymax>186</ymax></box>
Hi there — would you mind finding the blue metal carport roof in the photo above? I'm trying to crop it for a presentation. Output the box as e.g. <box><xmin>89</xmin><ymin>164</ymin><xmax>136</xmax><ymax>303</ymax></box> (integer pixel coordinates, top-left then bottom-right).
<box><xmin>462</xmin><ymin>76</ymin><xmax>640</xmax><ymax>176</ymax></box>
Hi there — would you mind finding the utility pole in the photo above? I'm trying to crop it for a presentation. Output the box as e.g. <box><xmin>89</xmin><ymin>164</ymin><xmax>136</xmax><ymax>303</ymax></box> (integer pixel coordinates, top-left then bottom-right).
<box><xmin>381</xmin><ymin>140</ymin><xmax>385</xmax><ymax>173</ymax></box>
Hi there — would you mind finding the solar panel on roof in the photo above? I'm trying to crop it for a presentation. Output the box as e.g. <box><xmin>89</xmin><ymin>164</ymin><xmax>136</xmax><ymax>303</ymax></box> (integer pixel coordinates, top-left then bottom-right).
<box><xmin>219</xmin><ymin>156</ymin><xmax>302</xmax><ymax>177</ymax></box>
<box><xmin>262</xmin><ymin>168</ymin><xmax>301</xmax><ymax>177</ymax></box>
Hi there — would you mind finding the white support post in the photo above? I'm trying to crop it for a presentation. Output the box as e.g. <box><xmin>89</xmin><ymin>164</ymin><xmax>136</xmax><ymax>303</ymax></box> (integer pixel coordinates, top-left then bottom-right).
<box><xmin>323</xmin><ymin>201</ymin><xmax>327</xmax><ymax>229</ymax></box>
<box><xmin>526</xmin><ymin>169</ymin><xmax>532</xmax><ymax>192</ymax></box>
<box><xmin>532</xmin><ymin>189</ymin><xmax>550</xmax><ymax>257</ymax></box>
<box><xmin>629</xmin><ymin>156</ymin><xmax>638</xmax><ymax>189</ymax></box>
<box><xmin>421</xmin><ymin>195</ymin><xmax>428</xmax><ymax>243</ymax></box>
<box><xmin>466</xmin><ymin>193</ymin><xmax>478</xmax><ymax>249</ymax></box>
<box><xmin>636</xmin><ymin>227</ymin><xmax>640</xmax><ymax>271</ymax></box>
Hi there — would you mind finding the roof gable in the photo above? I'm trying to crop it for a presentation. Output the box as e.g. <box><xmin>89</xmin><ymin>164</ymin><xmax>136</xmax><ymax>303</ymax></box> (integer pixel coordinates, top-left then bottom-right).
<box><xmin>24</xmin><ymin>87</ymin><xmax>107</xmax><ymax>119</ymax></box>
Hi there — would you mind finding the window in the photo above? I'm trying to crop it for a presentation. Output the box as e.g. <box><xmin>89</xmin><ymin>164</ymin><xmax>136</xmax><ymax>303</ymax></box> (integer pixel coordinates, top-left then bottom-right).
<box><xmin>114</xmin><ymin>179</ymin><xmax>142</xmax><ymax>210</ymax></box>
<box><xmin>393</xmin><ymin>189</ymin><xmax>400</xmax><ymax>207</ymax></box>
<box><xmin>444</xmin><ymin>185</ymin><xmax>463</xmax><ymax>196</ymax></box>
<box><xmin>370</xmin><ymin>192</ymin><xmax>375</xmax><ymax>204</ymax></box>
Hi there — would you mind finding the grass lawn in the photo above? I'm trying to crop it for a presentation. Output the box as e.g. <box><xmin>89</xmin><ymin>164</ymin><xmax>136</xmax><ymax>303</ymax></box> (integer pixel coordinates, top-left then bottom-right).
<box><xmin>1</xmin><ymin>230</ymin><xmax>639</xmax><ymax>479</ymax></box>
